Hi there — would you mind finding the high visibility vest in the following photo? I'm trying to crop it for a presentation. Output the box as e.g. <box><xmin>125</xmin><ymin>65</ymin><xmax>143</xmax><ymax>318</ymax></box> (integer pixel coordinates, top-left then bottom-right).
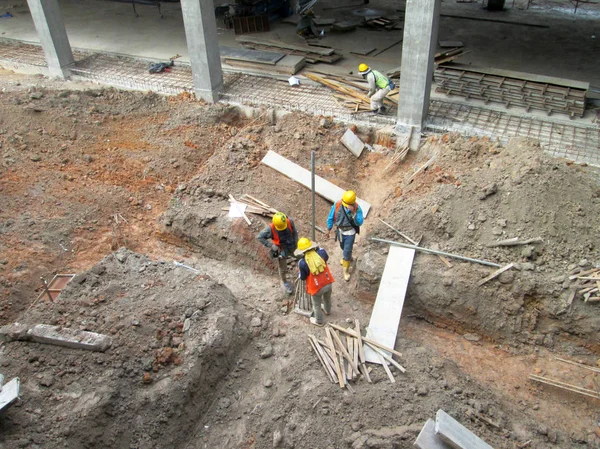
<box><xmin>269</xmin><ymin>219</ymin><xmax>294</xmax><ymax>248</ymax></box>
<box><xmin>306</xmin><ymin>265</ymin><xmax>334</xmax><ymax>296</ymax></box>
<box><xmin>333</xmin><ymin>201</ymin><xmax>358</xmax><ymax>226</ymax></box>
<box><xmin>372</xmin><ymin>70</ymin><xmax>389</xmax><ymax>90</ymax></box>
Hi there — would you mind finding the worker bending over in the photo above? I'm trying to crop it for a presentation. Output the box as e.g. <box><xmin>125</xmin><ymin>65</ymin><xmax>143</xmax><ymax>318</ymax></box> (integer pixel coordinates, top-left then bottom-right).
<box><xmin>358</xmin><ymin>63</ymin><xmax>393</xmax><ymax>114</ymax></box>
<box><xmin>296</xmin><ymin>238</ymin><xmax>334</xmax><ymax>326</ymax></box>
<box><xmin>325</xmin><ymin>190</ymin><xmax>364</xmax><ymax>281</ymax></box>
<box><xmin>257</xmin><ymin>212</ymin><xmax>298</xmax><ymax>295</ymax></box>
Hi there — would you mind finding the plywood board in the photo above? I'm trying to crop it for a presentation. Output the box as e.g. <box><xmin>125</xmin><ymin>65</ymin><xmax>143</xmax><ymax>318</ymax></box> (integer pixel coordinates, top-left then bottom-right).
<box><xmin>435</xmin><ymin>410</ymin><xmax>493</xmax><ymax>449</ymax></box>
<box><xmin>261</xmin><ymin>150</ymin><xmax>371</xmax><ymax>217</ymax></box>
<box><xmin>439</xmin><ymin>40</ymin><xmax>464</xmax><ymax>48</ymax></box>
<box><xmin>364</xmin><ymin>246</ymin><xmax>415</xmax><ymax>364</ymax></box>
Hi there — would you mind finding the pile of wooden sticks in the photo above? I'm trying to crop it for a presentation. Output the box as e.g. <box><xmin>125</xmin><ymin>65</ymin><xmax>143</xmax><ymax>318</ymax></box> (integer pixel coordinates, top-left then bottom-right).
<box><xmin>568</xmin><ymin>266</ymin><xmax>600</xmax><ymax>303</ymax></box>
<box><xmin>307</xmin><ymin>321</ymin><xmax>406</xmax><ymax>390</ymax></box>
<box><xmin>293</xmin><ymin>278</ymin><xmax>312</xmax><ymax>316</ymax></box>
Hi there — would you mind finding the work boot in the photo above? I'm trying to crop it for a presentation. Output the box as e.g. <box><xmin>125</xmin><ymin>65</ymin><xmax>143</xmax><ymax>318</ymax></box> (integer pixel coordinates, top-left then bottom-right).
<box><xmin>342</xmin><ymin>260</ymin><xmax>351</xmax><ymax>281</ymax></box>
<box><xmin>283</xmin><ymin>282</ymin><xmax>293</xmax><ymax>295</ymax></box>
<box><xmin>310</xmin><ymin>317</ymin><xmax>324</xmax><ymax>327</ymax></box>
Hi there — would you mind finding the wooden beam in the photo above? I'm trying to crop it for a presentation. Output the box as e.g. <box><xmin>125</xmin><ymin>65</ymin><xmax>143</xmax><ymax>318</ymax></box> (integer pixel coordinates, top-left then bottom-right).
<box><xmin>529</xmin><ymin>374</ymin><xmax>600</xmax><ymax>400</ymax></box>
<box><xmin>554</xmin><ymin>356</ymin><xmax>600</xmax><ymax>374</ymax></box>
<box><xmin>325</xmin><ymin>328</ymin><xmax>345</xmax><ymax>388</ymax></box>
<box><xmin>354</xmin><ymin>319</ymin><xmax>372</xmax><ymax>383</ymax></box>
<box><xmin>261</xmin><ymin>150</ymin><xmax>371</xmax><ymax>216</ymax></box>
<box><xmin>329</xmin><ymin>323</ymin><xmax>403</xmax><ymax>359</ymax></box>
<box><xmin>308</xmin><ymin>336</ymin><xmax>335</xmax><ymax>383</ymax></box>
<box><xmin>476</xmin><ymin>263</ymin><xmax>515</xmax><ymax>287</ymax></box>
<box><xmin>330</xmin><ymin>328</ymin><xmax>360</xmax><ymax>374</ymax></box>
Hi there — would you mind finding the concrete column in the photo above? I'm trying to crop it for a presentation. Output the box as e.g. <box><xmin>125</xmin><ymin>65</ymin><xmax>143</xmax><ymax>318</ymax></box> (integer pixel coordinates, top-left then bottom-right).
<box><xmin>26</xmin><ymin>0</ymin><xmax>74</xmax><ymax>78</ymax></box>
<box><xmin>396</xmin><ymin>0</ymin><xmax>441</xmax><ymax>149</ymax></box>
<box><xmin>181</xmin><ymin>0</ymin><xmax>223</xmax><ymax>102</ymax></box>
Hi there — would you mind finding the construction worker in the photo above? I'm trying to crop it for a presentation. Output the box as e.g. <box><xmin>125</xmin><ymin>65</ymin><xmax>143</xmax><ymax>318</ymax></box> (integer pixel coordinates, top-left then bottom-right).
<box><xmin>296</xmin><ymin>10</ymin><xmax>319</xmax><ymax>38</ymax></box>
<box><xmin>257</xmin><ymin>212</ymin><xmax>298</xmax><ymax>295</ymax></box>
<box><xmin>296</xmin><ymin>237</ymin><xmax>334</xmax><ymax>326</ymax></box>
<box><xmin>358</xmin><ymin>63</ymin><xmax>393</xmax><ymax>114</ymax></box>
<box><xmin>325</xmin><ymin>190</ymin><xmax>364</xmax><ymax>281</ymax></box>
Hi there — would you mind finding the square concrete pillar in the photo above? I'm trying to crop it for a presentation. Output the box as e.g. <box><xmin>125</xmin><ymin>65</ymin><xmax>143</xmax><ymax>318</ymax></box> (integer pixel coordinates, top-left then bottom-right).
<box><xmin>26</xmin><ymin>0</ymin><xmax>74</xmax><ymax>79</ymax></box>
<box><xmin>396</xmin><ymin>0</ymin><xmax>441</xmax><ymax>149</ymax></box>
<box><xmin>181</xmin><ymin>0</ymin><xmax>223</xmax><ymax>102</ymax></box>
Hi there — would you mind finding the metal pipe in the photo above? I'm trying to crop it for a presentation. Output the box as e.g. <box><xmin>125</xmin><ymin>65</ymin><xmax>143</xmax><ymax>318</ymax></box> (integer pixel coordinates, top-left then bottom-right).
<box><xmin>370</xmin><ymin>237</ymin><xmax>502</xmax><ymax>268</ymax></box>
<box><xmin>311</xmin><ymin>151</ymin><xmax>316</xmax><ymax>242</ymax></box>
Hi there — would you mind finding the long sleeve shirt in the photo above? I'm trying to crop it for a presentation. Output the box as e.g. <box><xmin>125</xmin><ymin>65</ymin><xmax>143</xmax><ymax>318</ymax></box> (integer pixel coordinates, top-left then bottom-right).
<box><xmin>257</xmin><ymin>219</ymin><xmax>298</xmax><ymax>257</ymax></box>
<box><xmin>366</xmin><ymin>71</ymin><xmax>377</xmax><ymax>96</ymax></box>
<box><xmin>326</xmin><ymin>203</ymin><xmax>364</xmax><ymax>231</ymax></box>
<box><xmin>298</xmin><ymin>248</ymin><xmax>329</xmax><ymax>280</ymax></box>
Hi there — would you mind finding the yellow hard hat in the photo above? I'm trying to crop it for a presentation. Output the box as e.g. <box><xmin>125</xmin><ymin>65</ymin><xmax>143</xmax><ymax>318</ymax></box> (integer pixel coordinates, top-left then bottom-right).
<box><xmin>358</xmin><ymin>63</ymin><xmax>370</xmax><ymax>75</ymax></box>
<box><xmin>297</xmin><ymin>237</ymin><xmax>313</xmax><ymax>252</ymax></box>
<box><xmin>272</xmin><ymin>212</ymin><xmax>288</xmax><ymax>231</ymax></box>
<box><xmin>342</xmin><ymin>190</ymin><xmax>356</xmax><ymax>206</ymax></box>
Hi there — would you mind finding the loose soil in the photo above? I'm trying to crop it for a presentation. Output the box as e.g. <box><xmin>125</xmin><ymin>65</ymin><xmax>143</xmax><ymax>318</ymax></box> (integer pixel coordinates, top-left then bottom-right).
<box><xmin>0</xmin><ymin>69</ymin><xmax>599</xmax><ymax>449</ymax></box>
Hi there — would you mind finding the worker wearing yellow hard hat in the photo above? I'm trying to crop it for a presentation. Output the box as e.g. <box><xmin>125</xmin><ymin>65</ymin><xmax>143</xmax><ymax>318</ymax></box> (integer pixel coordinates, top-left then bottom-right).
<box><xmin>295</xmin><ymin>237</ymin><xmax>334</xmax><ymax>326</ymax></box>
<box><xmin>325</xmin><ymin>190</ymin><xmax>364</xmax><ymax>281</ymax></box>
<box><xmin>358</xmin><ymin>63</ymin><xmax>394</xmax><ymax>114</ymax></box>
<box><xmin>257</xmin><ymin>212</ymin><xmax>298</xmax><ymax>295</ymax></box>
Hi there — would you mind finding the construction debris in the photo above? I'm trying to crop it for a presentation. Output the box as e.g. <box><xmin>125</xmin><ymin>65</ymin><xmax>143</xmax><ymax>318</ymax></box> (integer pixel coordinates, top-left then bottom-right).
<box><xmin>222</xmin><ymin>194</ymin><xmax>277</xmax><ymax>217</ymax></box>
<box><xmin>434</xmin><ymin>47</ymin><xmax>467</xmax><ymax>65</ymax></box>
<box><xmin>362</xmin><ymin>17</ymin><xmax>401</xmax><ymax>31</ymax></box>
<box><xmin>0</xmin><ymin>377</ymin><xmax>20</xmax><ymax>414</ymax></box>
<box><xmin>476</xmin><ymin>263</ymin><xmax>515</xmax><ymax>287</ymax></box>
<box><xmin>485</xmin><ymin>237</ymin><xmax>543</xmax><ymax>247</ymax></box>
<box><xmin>529</xmin><ymin>373</ymin><xmax>600</xmax><ymax>400</ymax></box>
<box><xmin>340</xmin><ymin>128</ymin><xmax>365</xmax><ymax>157</ymax></box>
<box><xmin>293</xmin><ymin>278</ymin><xmax>312</xmax><ymax>316</ymax></box>
<box><xmin>308</xmin><ymin>321</ymin><xmax>405</xmax><ymax>389</ymax></box>
<box><xmin>434</xmin><ymin>410</ymin><xmax>493</xmax><ymax>449</ymax></box>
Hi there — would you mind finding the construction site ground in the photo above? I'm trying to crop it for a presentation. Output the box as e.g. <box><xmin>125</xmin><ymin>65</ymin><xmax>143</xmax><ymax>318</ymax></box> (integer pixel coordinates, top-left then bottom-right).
<box><xmin>1</xmin><ymin>68</ymin><xmax>600</xmax><ymax>449</ymax></box>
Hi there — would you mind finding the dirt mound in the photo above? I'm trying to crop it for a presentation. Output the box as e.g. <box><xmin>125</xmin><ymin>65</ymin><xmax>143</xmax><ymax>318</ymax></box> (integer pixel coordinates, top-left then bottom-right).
<box><xmin>364</xmin><ymin>135</ymin><xmax>600</xmax><ymax>347</ymax></box>
<box><xmin>0</xmin><ymin>248</ymin><xmax>251</xmax><ymax>449</ymax></box>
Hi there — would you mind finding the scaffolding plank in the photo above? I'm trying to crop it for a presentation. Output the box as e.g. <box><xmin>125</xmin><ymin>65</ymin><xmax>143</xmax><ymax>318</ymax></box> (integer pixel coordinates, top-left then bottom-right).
<box><xmin>364</xmin><ymin>246</ymin><xmax>415</xmax><ymax>364</ymax></box>
<box><xmin>261</xmin><ymin>150</ymin><xmax>371</xmax><ymax>216</ymax></box>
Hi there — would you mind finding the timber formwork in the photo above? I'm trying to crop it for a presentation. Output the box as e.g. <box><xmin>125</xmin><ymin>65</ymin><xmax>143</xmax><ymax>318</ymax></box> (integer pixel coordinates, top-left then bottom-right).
<box><xmin>434</xmin><ymin>66</ymin><xmax>587</xmax><ymax>118</ymax></box>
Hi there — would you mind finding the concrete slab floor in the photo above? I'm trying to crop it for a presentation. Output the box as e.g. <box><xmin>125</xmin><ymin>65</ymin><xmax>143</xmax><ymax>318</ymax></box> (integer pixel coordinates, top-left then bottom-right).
<box><xmin>0</xmin><ymin>0</ymin><xmax>598</xmax><ymax>84</ymax></box>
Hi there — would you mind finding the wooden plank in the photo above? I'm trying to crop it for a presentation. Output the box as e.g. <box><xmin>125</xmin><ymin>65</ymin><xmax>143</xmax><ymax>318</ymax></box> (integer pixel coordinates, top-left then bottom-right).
<box><xmin>236</xmin><ymin>35</ymin><xmax>335</xmax><ymax>56</ymax></box>
<box><xmin>330</xmin><ymin>328</ymin><xmax>361</xmax><ymax>374</ymax></box>
<box><xmin>365</xmin><ymin>341</ymin><xmax>406</xmax><ymax>373</ymax></box>
<box><xmin>308</xmin><ymin>335</ymin><xmax>336</xmax><ymax>383</ymax></box>
<box><xmin>228</xmin><ymin>195</ymin><xmax>251</xmax><ymax>225</ymax></box>
<box><xmin>261</xmin><ymin>150</ymin><xmax>371</xmax><ymax>217</ymax></box>
<box><xmin>364</xmin><ymin>246</ymin><xmax>415</xmax><ymax>364</ymax></box>
<box><xmin>377</xmin><ymin>351</ymin><xmax>395</xmax><ymax>383</ymax></box>
<box><xmin>325</xmin><ymin>328</ymin><xmax>345</xmax><ymax>388</ymax></box>
<box><xmin>350</xmin><ymin>46</ymin><xmax>376</xmax><ymax>56</ymax></box>
<box><xmin>439</xmin><ymin>40</ymin><xmax>464</xmax><ymax>48</ymax></box>
<box><xmin>476</xmin><ymin>263</ymin><xmax>515</xmax><ymax>287</ymax></box>
<box><xmin>219</xmin><ymin>46</ymin><xmax>284</xmax><ymax>65</ymax></box>
<box><xmin>435</xmin><ymin>409</ymin><xmax>493</xmax><ymax>449</ymax></box>
<box><xmin>341</xmin><ymin>129</ymin><xmax>365</xmax><ymax>158</ymax></box>
<box><xmin>354</xmin><ymin>320</ymin><xmax>372</xmax><ymax>383</ymax></box>
<box><xmin>346</xmin><ymin>335</ymin><xmax>355</xmax><ymax>379</ymax></box>
<box><xmin>329</xmin><ymin>323</ymin><xmax>404</xmax><ymax>359</ymax></box>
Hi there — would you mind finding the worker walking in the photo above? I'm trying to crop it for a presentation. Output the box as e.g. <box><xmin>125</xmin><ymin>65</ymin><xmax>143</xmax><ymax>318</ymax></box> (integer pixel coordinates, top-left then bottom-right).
<box><xmin>325</xmin><ymin>190</ymin><xmax>364</xmax><ymax>281</ymax></box>
<box><xmin>358</xmin><ymin>63</ymin><xmax>393</xmax><ymax>114</ymax></box>
<box><xmin>296</xmin><ymin>237</ymin><xmax>334</xmax><ymax>327</ymax></box>
<box><xmin>258</xmin><ymin>212</ymin><xmax>298</xmax><ymax>295</ymax></box>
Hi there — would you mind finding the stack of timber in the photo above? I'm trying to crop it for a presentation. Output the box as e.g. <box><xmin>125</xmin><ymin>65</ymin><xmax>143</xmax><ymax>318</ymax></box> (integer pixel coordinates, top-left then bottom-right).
<box><xmin>237</xmin><ymin>36</ymin><xmax>341</xmax><ymax>64</ymax></box>
<box><xmin>434</xmin><ymin>64</ymin><xmax>588</xmax><ymax>118</ymax></box>
<box><xmin>305</xmin><ymin>71</ymin><xmax>398</xmax><ymax>112</ymax></box>
<box><xmin>308</xmin><ymin>321</ymin><xmax>406</xmax><ymax>390</ymax></box>
<box><xmin>568</xmin><ymin>266</ymin><xmax>600</xmax><ymax>303</ymax></box>
<box><xmin>434</xmin><ymin>47</ymin><xmax>467</xmax><ymax>65</ymax></box>
<box><xmin>220</xmin><ymin>46</ymin><xmax>305</xmax><ymax>75</ymax></box>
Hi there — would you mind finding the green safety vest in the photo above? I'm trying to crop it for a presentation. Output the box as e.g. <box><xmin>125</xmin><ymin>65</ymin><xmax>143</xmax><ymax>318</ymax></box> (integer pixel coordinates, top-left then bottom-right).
<box><xmin>372</xmin><ymin>70</ymin><xmax>389</xmax><ymax>89</ymax></box>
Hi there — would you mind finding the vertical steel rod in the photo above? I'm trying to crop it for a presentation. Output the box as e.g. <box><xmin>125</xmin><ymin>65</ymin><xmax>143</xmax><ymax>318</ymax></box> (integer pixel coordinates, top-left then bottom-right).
<box><xmin>311</xmin><ymin>151</ymin><xmax>316</xmax><ymax>241</ymax></box>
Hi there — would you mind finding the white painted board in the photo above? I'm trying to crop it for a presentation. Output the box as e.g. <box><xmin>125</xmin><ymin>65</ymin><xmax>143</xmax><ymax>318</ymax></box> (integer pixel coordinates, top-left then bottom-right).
<box><xmin>0</xmin><ymin>377</ymin><xmax>20</xmax><ymax>413</ymax></box>
<box><xmin>364</xmin><ymin>245</ymin><xmax>415</xmax><ymax>364</ymax></box>
<box><xmin>261</xmin><ymin>150</ymin><xmax>371</xmax><ymax>217</ymax></box>
<box><xmin>341</xmin><ymin>129</ymin><xmax>365</xmax><ymax>158</ymax></box>
<box><xmin>415</xmin><ymin>419</ymin><xmax>452</xmax><ymax>449</ymax></box>
<box><xmin>435</xmin><ymin>410</ymin><xmax>494</xmax><ymax>449</ymax></box>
